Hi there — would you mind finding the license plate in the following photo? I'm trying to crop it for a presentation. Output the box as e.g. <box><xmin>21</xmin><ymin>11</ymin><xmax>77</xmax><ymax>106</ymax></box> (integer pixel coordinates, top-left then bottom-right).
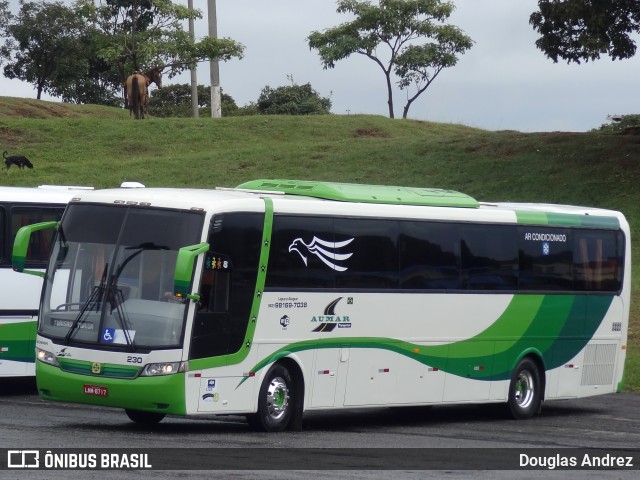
<box><xmin>83</xmin><ymin>384</ymin><xmax>108</xmax><ymax>397</ymax></box>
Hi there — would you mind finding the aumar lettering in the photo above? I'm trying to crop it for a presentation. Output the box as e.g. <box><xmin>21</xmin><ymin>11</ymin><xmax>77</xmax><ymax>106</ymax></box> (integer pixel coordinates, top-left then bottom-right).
<box><xmin>311</xmin><ymin>315</ymin><xmax>350</xmax><ymax>323</ymax></box>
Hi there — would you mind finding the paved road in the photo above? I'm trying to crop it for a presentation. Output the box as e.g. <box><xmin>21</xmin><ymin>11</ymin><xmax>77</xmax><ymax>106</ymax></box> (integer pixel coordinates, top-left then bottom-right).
<box><xmin>1</xmin><ymin>379</ymin><xmax>639</xmax><ymax>479</ymax></box>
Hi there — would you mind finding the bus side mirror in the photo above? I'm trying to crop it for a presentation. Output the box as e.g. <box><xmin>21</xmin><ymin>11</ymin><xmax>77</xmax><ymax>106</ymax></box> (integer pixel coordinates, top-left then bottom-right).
<box><xmin>12</xmin><ymin>221</ymin><xmax>59</xmax><ymax>278</ymax></box>
<box><xmin>174</xmin><ymin>242</ymin><xmax>210</xmax><ymax>301</ymax></box>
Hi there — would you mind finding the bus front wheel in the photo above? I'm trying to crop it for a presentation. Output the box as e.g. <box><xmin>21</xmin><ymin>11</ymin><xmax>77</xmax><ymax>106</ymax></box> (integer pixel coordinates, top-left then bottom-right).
<box><xmin>247</xmin><ymin>363</ymin><xmax>296</xmax><ymax>432</ymax></box>
<box><xmin>507</xmin><ymin>357</ymin><xmax>542</xmax><ymax>420</ymax></box>
<box><xmin>125</xmin><ymin>409</ymin><xmax>165</xmax><ymax>425</ymax></box>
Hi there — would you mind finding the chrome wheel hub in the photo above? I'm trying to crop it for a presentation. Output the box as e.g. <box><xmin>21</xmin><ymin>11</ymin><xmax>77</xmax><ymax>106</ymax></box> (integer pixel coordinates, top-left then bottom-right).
<box><xmin>514</xmin><ymin>370</ymin><xmax>534</xmax><ymax>408</ymax></box>
<box><xmin>266</xmin><ymin>376</ymin><xmax>289</xmax><ymax>420</ymax></box>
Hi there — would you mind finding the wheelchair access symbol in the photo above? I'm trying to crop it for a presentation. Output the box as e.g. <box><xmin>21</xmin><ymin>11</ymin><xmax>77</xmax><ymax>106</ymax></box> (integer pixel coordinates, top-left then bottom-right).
<box><xmin>102</xmin><ymin>328</ymin><xmax>115</xmax><ymax>343</ymax></box>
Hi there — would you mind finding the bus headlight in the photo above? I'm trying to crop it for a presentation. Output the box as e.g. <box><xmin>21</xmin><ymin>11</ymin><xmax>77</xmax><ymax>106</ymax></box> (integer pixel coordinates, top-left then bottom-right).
<box><xmin>36</xmin><ymin>348</ymin><xmax>59</xmax><ymax>367</ymax></box>
<box><xmin>140</xmin><ymin>362</ymin><xmax>187</xmax><ymax>376</ymax></box>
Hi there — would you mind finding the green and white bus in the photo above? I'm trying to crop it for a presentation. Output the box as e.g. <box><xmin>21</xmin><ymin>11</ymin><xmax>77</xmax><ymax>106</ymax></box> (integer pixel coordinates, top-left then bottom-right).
<box><xmin>0</xmin><ymin>186</ymin><xmax>94</xmax><ymax>378</ymax></box>
<box><xmin>14</xmin><ymin>180</ymin><xmax>630</xmax><ymax>431</ymax></box>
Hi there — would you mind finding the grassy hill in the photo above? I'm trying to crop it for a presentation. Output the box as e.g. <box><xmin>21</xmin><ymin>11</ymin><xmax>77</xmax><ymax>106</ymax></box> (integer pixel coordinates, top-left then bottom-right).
<box><xmin>1</xmin><ymin>96</ymin><xmax>638</xmax><ymax>391</ymax></box>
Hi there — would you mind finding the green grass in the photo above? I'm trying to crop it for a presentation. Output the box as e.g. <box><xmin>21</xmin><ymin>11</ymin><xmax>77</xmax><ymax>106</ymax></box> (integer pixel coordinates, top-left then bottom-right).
<box><xmin>1</xmin><ymin>97</ymin><xmax>639</xmax><ymax>390</ymax></box>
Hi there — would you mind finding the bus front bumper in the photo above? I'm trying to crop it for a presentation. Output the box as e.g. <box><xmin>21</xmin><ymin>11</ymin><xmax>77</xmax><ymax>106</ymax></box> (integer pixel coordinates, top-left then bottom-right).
<box><xmin>36</xmin><ymin>361</ymin><xmax>187</xmax><ymax>415</ymax></box>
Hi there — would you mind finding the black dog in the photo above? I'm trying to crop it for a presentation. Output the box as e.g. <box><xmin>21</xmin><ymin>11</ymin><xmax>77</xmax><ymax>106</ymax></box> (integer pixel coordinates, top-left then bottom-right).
<box><xmin>3</xmin><ymin>151</ymin><xmax>33</xmax><ymax>170</ymax></box>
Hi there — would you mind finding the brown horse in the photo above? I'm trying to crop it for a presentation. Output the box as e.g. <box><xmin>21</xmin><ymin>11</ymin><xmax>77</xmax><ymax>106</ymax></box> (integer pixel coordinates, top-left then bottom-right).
<box><xmin>125</xmin><ymin>67</ymin><xmax>163</xmax><ymax>119</ymax></box>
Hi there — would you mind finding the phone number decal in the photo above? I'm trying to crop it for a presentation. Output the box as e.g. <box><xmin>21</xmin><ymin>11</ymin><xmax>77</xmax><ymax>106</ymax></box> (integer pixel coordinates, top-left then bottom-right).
<box><xmin>268</xmin><ymin>302</ymin><xmax>308</xmax><ymax>309</ymax></box>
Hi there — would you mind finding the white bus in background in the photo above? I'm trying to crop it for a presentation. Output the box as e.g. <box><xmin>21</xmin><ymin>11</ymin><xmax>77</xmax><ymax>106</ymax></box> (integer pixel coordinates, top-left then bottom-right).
<box><xmin>14</xmin><ymin>180</ymin><xmax>630</xmax><ymax>430</ymax></box>
<box><xmin>0</xmin><ymin>186</ymin><xmax>94</xmax><ymax>377</ymax></box>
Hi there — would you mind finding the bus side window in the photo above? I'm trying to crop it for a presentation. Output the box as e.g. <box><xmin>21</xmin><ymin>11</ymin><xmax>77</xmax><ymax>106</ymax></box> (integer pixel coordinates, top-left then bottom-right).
<box><xmin>11</xmin><ymin>207</ymin><xmax>65</xmax><ymax>265</ymax></box>
<box><xmin>399</xmin><ymin>221</ymin><xmax>460</xmax><ymax>290</ymax></box>
<box><xmin>267</xmin><ymin>215</ymin><xmax>335</xmax><ymax>289</ymax></box>
<box><xmin>574</xmin><ymin>230</ymin><xmax>623</xmax><ymax>292</ymax></box>
<box><xmin>517</xmin><ymin>227</ymin><xmax>573</xmax><ymax>291</ymax></box>
<box><xmin>460</xmin><ymin>224</ymin><xmax>518</xmax><ymax>290</ymax></box>
<box><xmin>198</xmin><ymin>259</ymin><xmax>230</xmax><ymax>313</ymax></box>
<box><xmin>0</xmin><ymin>207</ymin><xmax>5</xmax><ymax>263</ymax></box>
<box><xmin>334</xmin><ymin>217</ymin><xmax>398</xmax><ymax>289</ymax></box>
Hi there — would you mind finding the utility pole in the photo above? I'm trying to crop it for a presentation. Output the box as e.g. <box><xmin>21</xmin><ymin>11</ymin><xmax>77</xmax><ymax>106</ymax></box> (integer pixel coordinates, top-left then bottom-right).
<box><xmin>188</xmin><ymin>0</ymin><xmax>198</xmax><ymax>117</ymax></box>
<box><xmin>208</xmin><ymin>0</ymin><xmax>221</xmax><ymax>118</ymax></box>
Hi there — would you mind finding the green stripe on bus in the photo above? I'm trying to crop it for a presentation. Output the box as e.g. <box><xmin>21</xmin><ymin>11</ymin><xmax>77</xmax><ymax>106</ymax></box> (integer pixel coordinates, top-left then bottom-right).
<box><xmin>515</xmin><ymin>212</ymin><xmax>548</xmax><ymax>225</ymax></box>
<box><xmin>577</xmin><ymin>215</ymin><xmax>619</xmax><ymax>229</ymax></box>
<box><xmin>0</xmin><ymin>321</ymin><xmax>36</xmax><ymax>362</ymax></box>
<box><xmin>239</xmin><ymin>294</ymin><xmax>613</xmax><ymax>387</ymax></box>
<box><xmin>516</xmin><ymin>211</ymin><xmax>620</xmax><ymax>229</ymax></box>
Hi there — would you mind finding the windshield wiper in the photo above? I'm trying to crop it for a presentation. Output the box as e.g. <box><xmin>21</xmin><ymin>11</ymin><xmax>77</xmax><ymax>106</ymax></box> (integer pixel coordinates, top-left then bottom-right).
<box><xmin>64</xmin><ymin>243</ymin><xmax>170</xmax><ymax>349</ymax></box>
<box><xmin>105</xmin><ymin>243</ymin><xmax>170</xmax><ymax>352</ymax></box>
<box><xmin>64</xmin><ymin>263</ymin><xmax>108</xmax><ymax>344</ymax></box>
<box><xmin>105</xmin><ymin>285</ymin><xmax>135</xmax><ymax>351</ymax></box>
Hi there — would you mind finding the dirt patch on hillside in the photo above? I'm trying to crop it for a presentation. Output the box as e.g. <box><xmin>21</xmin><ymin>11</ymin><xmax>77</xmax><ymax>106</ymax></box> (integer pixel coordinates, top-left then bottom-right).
<box><xmin>352</xmin><ymin>127</ymin><xmax>390</xmax><ymax>138</ymax></box>
<box><xmin>0</xmin><ymin>96</ymin><xmax>125</xmax><ymax>120</ymax></box>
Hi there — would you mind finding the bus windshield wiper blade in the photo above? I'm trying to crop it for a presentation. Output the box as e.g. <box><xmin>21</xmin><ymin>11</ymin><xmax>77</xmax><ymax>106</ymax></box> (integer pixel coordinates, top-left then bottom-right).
<box><xmin>106</xmin><ymin>286</ymin><xmax>136</xmax><ymax>352</ymax></box>
<box><xmin>64</xmin><ymin>263</ymin><xmax>108</xmax><ymax>344</ymax></box>
<box><xmin>106</xmin><ymin>244</ymin><xmax>167</xmax><ymax>352</ymax></box>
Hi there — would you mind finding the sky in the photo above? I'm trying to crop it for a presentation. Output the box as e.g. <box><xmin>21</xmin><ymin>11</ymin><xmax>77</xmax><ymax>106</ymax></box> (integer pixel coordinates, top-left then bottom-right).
<box><xmin>1</xmin><ymin>0</ymin><xmax>639</xmax><ymax>132</ymax></box>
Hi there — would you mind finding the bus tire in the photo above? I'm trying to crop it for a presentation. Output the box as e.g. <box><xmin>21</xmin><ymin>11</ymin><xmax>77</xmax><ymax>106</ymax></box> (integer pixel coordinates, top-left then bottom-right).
<box><xmin>247</xmin><ymin>363</ymin><xmax>295</xmax><ymax>432</ymax></box>
<box><xmin>125</xmin><ymin>409</ymin><xmax>165</xmax><ymax>425</ymax></box>
<box><xmin>507</xmin><ymin>357</ymin><xmax>542</xmax><ymax>420</ymax></box>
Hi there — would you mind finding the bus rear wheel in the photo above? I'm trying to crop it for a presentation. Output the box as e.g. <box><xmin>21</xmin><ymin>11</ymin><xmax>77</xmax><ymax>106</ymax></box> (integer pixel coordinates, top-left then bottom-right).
<box><xmin>247</xmin><ymin>364</ymin><xmax>296</xmax><ymax>432</ymax></box>
<box><xmin>125</xmin><ymin>409</ymin><xmax>165</xmax><ymax>425</ymax></box>
<box><xmin>507</xmin><ymin>357</ymin><xmax>542</xmax><ymax>420</ymax></box>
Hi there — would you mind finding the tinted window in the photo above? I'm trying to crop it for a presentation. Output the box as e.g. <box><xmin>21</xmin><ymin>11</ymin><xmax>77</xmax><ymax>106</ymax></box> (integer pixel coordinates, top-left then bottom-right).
<box><xmin>335</xmin><ymin>218</ymin><xmax>398</xmax><ymax>289</ymax></box>
<box><xmin>121</xmin><ymin>208</ymin><xmax>202</xmax><ymax>250</ymax></box>
<box><xmin>12</xmin><ymin>206</ymin><xmax>65</xmax><ymax>265</ymax></box>
<box><xmin>399</xmin><ymin>221</ymin><xmax>460</xmax><ymax>289</ymax></box>
<box><xmin>461</xmin><ymin>224</ymin><xmax>518</xmax><ymax>290</ymax></box>
<box><xmin>518</xmin><ymin>227</ymin><xmax>573</xmax><ymax>290</ymax></box>
<box><xmin>573</xmin><ymin>229</ymin><xmax>623</xmax><ymax>292</ymax></box>
<box><xmin>267</xmin><ymin>215</ymin><xmax>335</xmax><ymax>289</ymax></box>
<box><xmin>0</xmin><ymin>207</ymin><xmax>4</xmax><ymax>262</ymax></box>
<box><xmin>264</xmin><ymin>214</ymin><xmax>625</xmax><ymax>295</ymax></box>
<box><xmin>61</xmin><ymin>204</ymin><xmax>126</xmax><ymax>244</ymax></box>
<box><xmin>191</xmin><ymin>213</ymin><xmax>263</xmax><ymax>359</ymax></box>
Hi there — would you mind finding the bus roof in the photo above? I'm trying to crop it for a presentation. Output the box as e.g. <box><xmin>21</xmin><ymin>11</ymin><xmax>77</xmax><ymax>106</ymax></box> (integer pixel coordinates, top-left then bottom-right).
<box><xmin>0</xmin><ymin>185</ymin><xmax>93</xmax><ymax>204</ymax></box>
<box><xmin>64</xmin><ymin>182</ymin><xmax>626</xmax><ymax>230</ymax></box>
<box><xmin>67</xmin><ymin>187</ymin><xmax>262</xmax><ymax>212</ymax></box>
<box><xmin>236</xmin><ymin>179</ymin><xmax>480</xmax><ymax>209</ymax></box>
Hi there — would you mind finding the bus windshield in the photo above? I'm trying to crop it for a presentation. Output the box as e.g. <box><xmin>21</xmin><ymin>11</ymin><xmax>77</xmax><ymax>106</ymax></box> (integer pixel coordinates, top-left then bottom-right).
<box><xmin>39</xmin><ymin>203</ymin><xmax>204</xmax><ymax>350</ymax></box>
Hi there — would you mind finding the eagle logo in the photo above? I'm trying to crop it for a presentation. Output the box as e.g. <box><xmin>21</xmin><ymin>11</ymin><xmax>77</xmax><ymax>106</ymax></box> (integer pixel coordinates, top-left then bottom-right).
<box><xmin>288</xmin><ymin>236</ymin><xmax>354</xmax><ymax>271</ymax></box>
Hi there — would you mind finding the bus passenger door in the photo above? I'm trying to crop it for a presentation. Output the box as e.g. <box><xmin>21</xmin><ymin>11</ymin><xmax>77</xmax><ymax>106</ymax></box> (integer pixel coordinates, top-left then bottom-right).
<box><xmin>190</xmin><ymin>260</ymin><xmax>232</xmax><ymax>361</ymax></box>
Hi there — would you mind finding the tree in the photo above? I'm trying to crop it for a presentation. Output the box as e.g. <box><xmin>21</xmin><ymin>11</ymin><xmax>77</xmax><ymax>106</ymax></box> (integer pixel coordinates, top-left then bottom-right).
<box><xmin>308</xmin><ymin>0</ymin><xmax>472</xmax><ymax>119</ymax></box>
<box><xmin>530</xmin><ymin>0</ymin><xmax>640</xmax><ymax>63</ymax></box>
<box><xmin>1</xmin><ymin>0</ymin><xmax>244</xmax><ymax>105</ymax></box>
<box><xmin>256</xmin><ymin>79</ymin><xmax>331</xmax><ymax>115</ymax></box>
<box><xmin>82</xmin><ymin>0</ymin><xmax>245</xmax><ymax>90</ymax></box>
<box><xmin>1</xmin><ymin>1</ymin><xmax>89</xmax><ymax>100</ymax></box>
<box><xmin>0</xmin><ymin>1</ymin><xmax>12</xmax><ymax>66</ymax></box>
<box><xmin>56</xmin><ymin>39</ymin><xmax>123</xmax><ymax>106</ymax></box>
<box><xmin>147</xmin><ymin>83</ymin><xmax>238</xmax><ymax>117</ymax></box>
